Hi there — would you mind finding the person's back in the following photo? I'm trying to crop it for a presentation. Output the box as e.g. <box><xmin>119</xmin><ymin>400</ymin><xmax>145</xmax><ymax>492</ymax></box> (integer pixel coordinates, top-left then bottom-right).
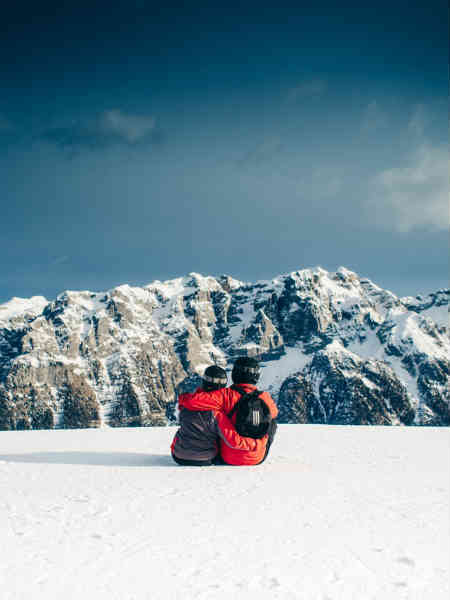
<box><xmin>171</xmin><ymin>365</ymin><xmax>227</xmax><ymax>466</ymax></box>
<box><xmin>179</xmin><ymin>357</ymin><xmax>278</xmax><ymax>465</ymax></box>
<box><xmin>171</xmin><ymin>407</ymin><xmax>220</xmax><ymax>465</ymax></box>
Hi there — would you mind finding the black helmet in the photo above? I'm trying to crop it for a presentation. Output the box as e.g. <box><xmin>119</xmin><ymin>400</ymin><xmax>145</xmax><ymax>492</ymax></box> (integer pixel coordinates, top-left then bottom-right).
<box><xmin>231</xmin><ymin>356</ymin><xmax>260</xmax><ymax>385</ymax></box>
<box><xmin>202</xmin><ymin>365</ymin><xmax>227</xmax><ymax>391</ymax></box>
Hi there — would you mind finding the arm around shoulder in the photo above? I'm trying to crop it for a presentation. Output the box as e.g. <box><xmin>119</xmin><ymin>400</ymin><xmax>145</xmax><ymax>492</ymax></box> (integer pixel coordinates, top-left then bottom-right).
<box><xmin>213</xmin><ymin>411</ymin><xmax>259</xmax><ymax>451</ymax></box>
<box><xmin>179</xmin><ymin>388</ymin><xmax>226</xmax><ymax>411</ymax></box>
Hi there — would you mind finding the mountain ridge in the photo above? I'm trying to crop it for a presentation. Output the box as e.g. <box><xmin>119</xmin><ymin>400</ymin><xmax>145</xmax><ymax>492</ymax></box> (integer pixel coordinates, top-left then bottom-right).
<box><xmin>0</xmin><ymin>266</ymin><xmax>448</xmax><ymax>430</ymax></box>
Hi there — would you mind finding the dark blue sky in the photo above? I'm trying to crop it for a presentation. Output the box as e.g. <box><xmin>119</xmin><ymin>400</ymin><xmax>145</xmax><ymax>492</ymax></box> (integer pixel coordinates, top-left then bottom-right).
<box><xmin>1</xmin><ymin>0</ymin><xmax>448</xmax><ymax>302</ymax></box>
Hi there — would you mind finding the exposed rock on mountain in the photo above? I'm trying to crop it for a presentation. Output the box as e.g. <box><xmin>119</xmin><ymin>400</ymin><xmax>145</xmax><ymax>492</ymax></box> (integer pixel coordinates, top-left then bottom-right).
<box><xmin>278</xmin><ymin>344</ymin><xmax>415</xmax><ymax>425</ymax></box>
<box><xmin>0</xmin><ymin>267</ymin><xmax>448</xmax><ymax>429</ymax></box>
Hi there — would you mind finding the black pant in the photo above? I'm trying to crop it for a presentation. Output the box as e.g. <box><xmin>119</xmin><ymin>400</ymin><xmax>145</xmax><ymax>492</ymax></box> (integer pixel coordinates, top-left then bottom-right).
<box><xmin>171</xmin><ymin>452</ymin><xmax>215</xmax><ymax>466</ymax></box>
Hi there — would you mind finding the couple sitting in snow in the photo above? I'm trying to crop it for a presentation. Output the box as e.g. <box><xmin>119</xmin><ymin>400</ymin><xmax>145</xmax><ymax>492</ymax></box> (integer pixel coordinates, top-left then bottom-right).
<box><xmin>171</xmin><ymin>357</ymin><xmax>278</xmax><ymax>466</ymax></box>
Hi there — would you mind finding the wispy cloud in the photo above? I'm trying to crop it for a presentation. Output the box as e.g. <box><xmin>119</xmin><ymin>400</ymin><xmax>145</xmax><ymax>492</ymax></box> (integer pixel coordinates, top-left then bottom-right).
<box><xmin>40</xmin><ymin>110</ymin><xmax>160</xmax><ymax>152</ymax></box>
<box><xmin>287</xmin><ymin>79</ymin><xmax>327</xmax><ymax>103</ymax></box>
<box><xmin>237</xmin><ymin>137</ymin><xmax>283</xmax><ymax>167</ymax></box>
<box><xmin>367</xmin><ymin>144</ymin><xmax>448</xmax><ymax>232</ymax></box>
<box><xmin>50</xmin><ymin>255</ymin><xmax>70</xmax><ymax>266</ymax></box>
<box><xmin>408</xmin><ymin>104</ymin><xmax>428</xmax><ymax>137</ymax></box>
<box><xmin>361</xmin><ymin>101</ymin><xmax>387</xmax><ymax>132</ymax></box>
<box><xmin>99</xmin><ymin>110</ymin><xmax>156</xmax><ymax>143</ymax></box>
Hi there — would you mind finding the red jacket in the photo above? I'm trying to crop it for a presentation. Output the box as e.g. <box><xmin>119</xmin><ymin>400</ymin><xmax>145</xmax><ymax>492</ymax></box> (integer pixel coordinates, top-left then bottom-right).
<box><xmin>179</xmin><ymin>384</ymin><xmax>278</xmax><ymax>465</ymax></box>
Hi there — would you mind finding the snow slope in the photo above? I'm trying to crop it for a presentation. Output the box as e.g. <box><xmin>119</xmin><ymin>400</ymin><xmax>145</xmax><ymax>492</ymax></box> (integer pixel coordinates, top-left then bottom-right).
<box><xmin>1</xmin><ymin>425</ymin><xmax>448</xmax><ymax>600</ymax></box>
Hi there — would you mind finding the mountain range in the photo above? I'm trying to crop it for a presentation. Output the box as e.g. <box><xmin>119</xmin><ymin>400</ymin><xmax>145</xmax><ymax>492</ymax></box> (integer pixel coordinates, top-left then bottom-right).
<box><xmin>0</xmin><ymin>266</ymin><xmax>448</xmax><ymax>430</ymax></box>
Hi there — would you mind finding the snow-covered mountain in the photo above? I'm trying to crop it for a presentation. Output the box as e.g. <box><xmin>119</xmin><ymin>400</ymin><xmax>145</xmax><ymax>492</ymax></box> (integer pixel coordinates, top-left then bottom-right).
<box><xmin>0</xmin><ymin>267</ymin><xmax>448</xmax><ymax>430</ymax></box>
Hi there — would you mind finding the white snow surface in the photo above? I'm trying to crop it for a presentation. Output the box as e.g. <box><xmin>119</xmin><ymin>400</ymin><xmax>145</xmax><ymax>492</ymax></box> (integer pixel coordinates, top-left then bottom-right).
<box><xmin>1</xmin><ymin>425</ymin><xmax>448</xmax><ymax>600</ymax></box>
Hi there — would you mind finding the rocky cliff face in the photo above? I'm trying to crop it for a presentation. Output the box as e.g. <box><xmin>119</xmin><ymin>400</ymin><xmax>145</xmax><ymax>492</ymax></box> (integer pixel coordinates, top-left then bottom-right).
<box><xmin>0</xmin><ymin>267</ymin><xmax>448</xmax><ymax>429</ymax></box>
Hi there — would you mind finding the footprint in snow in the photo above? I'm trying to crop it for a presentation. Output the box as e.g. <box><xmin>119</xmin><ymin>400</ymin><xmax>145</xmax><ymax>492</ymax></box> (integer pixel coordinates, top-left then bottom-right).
<box><xmin>267</xmin><ymin>576</ymin><xmax>281</xmax><ymax>589</ymax></box>
<box><xmin>67</xmin><ymin>495</ymin><xmax>90</xmax><ymax>503</ymax></box>
<box><xmin>396</xmin><ymin>556</ymin><xmax>415</xmax><ymax>568</ymax></box>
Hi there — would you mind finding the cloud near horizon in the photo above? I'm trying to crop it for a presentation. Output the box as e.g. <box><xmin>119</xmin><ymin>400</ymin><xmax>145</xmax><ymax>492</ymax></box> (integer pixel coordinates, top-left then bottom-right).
<box><xmin>367</xmin><ymin>143</ymin><xmax>448</xmax><ymax>232</ymax></box>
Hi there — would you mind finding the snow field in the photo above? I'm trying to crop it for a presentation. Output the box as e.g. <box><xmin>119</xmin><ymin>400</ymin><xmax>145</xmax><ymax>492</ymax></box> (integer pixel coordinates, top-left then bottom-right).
<box><xmin>0</xmin><ymin>425</ymin><xmax>448</xmax><ymax>600</ymax></box>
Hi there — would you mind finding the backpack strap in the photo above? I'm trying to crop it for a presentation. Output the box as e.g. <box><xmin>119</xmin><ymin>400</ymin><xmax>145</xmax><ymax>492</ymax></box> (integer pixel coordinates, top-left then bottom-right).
<box><xmin>227</xmin><ymin>385</ymin><xmax>260</xmax><ymax>419</ymax></box>
<box><xmin>230</xmin><ymin>384</ymin><xmax>260</xmax><ymax>395</ymax></box>
<box><xmin>227</xmin><ymin>403</ymin><xmax>239</xmax><ymax>419</ymax></box>
<box><xmin>230</xmin><ymin>384</ymin><xmax>244</xmax><ymax>393</ymax></box>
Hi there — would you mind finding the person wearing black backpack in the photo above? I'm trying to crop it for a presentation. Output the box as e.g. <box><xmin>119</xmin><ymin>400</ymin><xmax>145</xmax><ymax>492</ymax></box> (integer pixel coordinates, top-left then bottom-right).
<box><xmin>179</xmin><ymin>357</ymin><xmax>278</xmax><ymax>465</ymax></box>
<box><xmin>171</xmin><ymin>365</ymin><xmax>261</xmax><ymax>466</ymax></box>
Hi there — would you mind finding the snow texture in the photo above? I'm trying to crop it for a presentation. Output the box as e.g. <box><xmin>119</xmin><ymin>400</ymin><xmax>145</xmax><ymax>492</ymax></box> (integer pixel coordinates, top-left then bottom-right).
<box><xmin>0</xmin><ymin>296</ymin><xmax>48</xmax><ymax>325</ymax></box>
<box><xmin>0</xmin><ymin>425</ymin><xmax>448</xmax><ymax>600</ymax></box>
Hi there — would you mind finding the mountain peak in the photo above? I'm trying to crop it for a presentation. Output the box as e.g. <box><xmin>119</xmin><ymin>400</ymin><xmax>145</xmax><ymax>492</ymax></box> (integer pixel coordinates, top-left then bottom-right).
<box><xmin>0</xmin><ymin>295</ymin><xmax>48</xmax><ymax>325</ymax></box>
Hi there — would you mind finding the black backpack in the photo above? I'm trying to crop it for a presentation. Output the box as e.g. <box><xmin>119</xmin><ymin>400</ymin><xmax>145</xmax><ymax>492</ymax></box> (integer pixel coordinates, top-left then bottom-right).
<box><xmin>228</xmin><ymin>386</ymin><xmax>272</xmax><ymax>439</ymax></box>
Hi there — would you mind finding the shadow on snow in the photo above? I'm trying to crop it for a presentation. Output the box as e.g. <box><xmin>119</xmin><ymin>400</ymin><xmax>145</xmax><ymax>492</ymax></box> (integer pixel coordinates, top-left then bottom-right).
<box><xmin>0</xmin><ymin>452</ymin><xmax>177</xmax><ymax>467</ymax></box>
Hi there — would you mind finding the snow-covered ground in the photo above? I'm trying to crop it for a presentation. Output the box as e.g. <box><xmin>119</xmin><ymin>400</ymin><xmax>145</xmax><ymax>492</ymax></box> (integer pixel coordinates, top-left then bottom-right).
<box><xmin>0</xmin><ymin>425</ymin><xmax>448</xmax><ymax>600</ymax></box>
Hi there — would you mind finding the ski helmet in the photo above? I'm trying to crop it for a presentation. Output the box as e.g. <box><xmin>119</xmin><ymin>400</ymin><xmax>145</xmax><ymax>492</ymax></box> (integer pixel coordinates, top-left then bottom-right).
<box><xmin>202</xmin><ymin>365</ymin><xmax>227</xmax><ymax>391</ymax></box>
<box><xmin>231</xmin><ymin>356</ymin><xmax>260</xmax><ymax>385</ymax></box>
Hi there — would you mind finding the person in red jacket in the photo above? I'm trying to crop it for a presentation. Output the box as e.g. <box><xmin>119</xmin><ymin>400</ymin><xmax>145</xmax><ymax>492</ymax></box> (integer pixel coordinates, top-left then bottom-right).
<box><xmin>179</xmin><ymin>357</ymin><xmax>278</xmax><ymax>466</ymax></box>
<box><xmin>171</xmin><ymin>365</ymin><xmax>259</xmax><ymax>466</ymax></box>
